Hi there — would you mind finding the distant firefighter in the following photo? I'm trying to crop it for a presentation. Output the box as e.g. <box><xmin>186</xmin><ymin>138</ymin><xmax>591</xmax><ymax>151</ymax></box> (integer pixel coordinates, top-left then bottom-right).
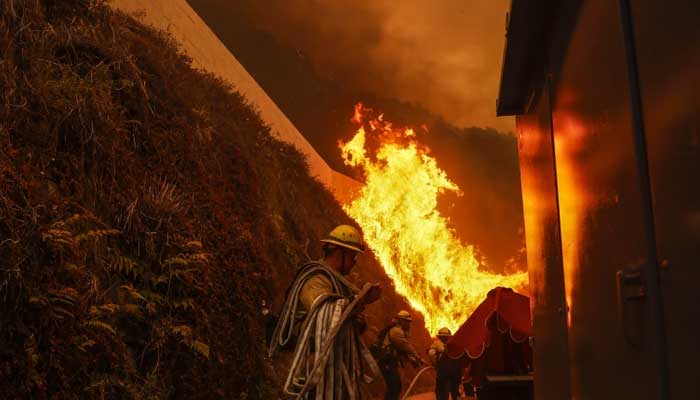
<box><xmin>372</xmin><ymin>310</ymin><xmax>426</xmax><ymax>400</ymax></box>
<box><xmin>428</xmin><ymin>327</ymin><xmax>462</xmax><ymax>400</ymax></box>
<box><xmin>268</xmin><ymin>225</ymin><xmax>382</xmax><ymax>399</ymax></box>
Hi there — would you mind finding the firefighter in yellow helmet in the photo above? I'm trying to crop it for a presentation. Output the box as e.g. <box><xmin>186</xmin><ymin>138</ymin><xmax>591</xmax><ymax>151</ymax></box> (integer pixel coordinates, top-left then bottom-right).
<box><xmin>428</xmin><ymin>327</ymin><xmax>462</xmax><ymax>400</ymax></box>
<box><xmin>269</xmin><ymin>224</ymin><xmax>382</xmax><ymax>399</ymax></box>
<box><xmin>374</xmin><ymin>310</ymin><xmax>425</xmax><ymax>400</ymax></box>
<box><xmin>299</xmin><ymin>225</ymin><xmax>377</xmax><ymax>312</ymax></box>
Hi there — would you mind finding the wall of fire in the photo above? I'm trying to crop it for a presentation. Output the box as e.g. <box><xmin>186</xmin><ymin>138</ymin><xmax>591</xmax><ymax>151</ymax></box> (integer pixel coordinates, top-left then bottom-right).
<box><xmin>506</xmin><ymin>1</ymin><xmax>699</xmax><ymax>399</ymax></box>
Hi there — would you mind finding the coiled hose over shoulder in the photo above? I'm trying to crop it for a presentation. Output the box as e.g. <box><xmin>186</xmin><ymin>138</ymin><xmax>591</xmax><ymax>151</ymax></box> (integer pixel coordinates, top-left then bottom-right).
<box><xmin>268</xmin><ymin>262</ymin><xmax>346</xmax><ymax>357</ymax></box>
<box><xmin>268</xmin><ymin>262</ymin><xmax>380</xmax><ymax>399</ymax></box>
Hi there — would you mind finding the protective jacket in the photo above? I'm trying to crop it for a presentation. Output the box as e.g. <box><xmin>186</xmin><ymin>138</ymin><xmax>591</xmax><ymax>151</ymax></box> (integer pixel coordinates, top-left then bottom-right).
<box><xmin>269</xmin><ymin>261</ymin><xmax>379</xmax><ymax>399</ymax></box>
<box><xmin>428</xmin><ymin>339</ymin><xmax>461</xmax><ymax>378</ymax></box>
<box><xmin>428</xmin><ymin>338</ymin><xmax>462</xmax><ymax>400</ymax></box>
<box><xmin>382</xmin><ymin>325</ymin><xmax>422</xmax><ymax>366</ymax></box>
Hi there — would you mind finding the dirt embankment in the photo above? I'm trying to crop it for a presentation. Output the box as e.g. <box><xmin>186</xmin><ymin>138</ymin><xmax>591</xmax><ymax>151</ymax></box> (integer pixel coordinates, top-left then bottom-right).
<box><xmin>0</xmin><ymin>0</ymin><xmax>429</xmax><ymax>398</ymax></box>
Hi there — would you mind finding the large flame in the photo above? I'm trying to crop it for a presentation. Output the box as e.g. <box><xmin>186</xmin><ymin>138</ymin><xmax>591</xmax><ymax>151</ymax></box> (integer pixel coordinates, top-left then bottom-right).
<box><xmin>340</xmin><ymin>104</ymin><xmax>528</xmax><ymax>334</ymax></box>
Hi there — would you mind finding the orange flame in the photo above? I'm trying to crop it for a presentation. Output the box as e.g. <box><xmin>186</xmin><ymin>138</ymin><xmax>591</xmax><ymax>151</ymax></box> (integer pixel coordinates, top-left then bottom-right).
<box><xmin>340</xmin><ymin>105</ymin><xmax>528</xmax><ymax>334</ymax></box>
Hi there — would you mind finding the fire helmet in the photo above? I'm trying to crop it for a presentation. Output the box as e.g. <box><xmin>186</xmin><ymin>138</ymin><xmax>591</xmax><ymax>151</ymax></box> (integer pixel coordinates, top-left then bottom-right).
<box><xmin>395</xmin><ymin>310</ymin><xmax>412</xmax><ymax>321</ymax></box>
<box><xmin>320</xmin><ymin>225</ymin><xmax>365</xmax><ymax>253</ymax></box>
<box><xmin>437</xmin><ymin>327</ymin><xmax>452</xmax><ymax>337</ymax></box>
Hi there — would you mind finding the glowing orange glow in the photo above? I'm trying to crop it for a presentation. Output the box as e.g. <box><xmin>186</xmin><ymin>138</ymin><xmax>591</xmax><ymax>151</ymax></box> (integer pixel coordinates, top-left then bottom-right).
<box><xmin>552</xmin><ymin>115</ymin><xmax>590</xmax><ymax>327</ymax></box>
<box><xmin>516</xmin><ymin>121</ymin><xmax>550</xmax><ymax>318</ymax></box>
<box><xmin>340</xmin><ymin>104</ymin><xmax>528</xmax><ymax>334</ymax></box>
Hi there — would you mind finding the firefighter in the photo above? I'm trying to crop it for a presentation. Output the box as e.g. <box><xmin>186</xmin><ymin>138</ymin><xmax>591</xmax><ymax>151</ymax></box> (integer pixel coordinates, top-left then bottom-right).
<box><xmin>377</xmin><ymin>310</ymin><xmax>426</xmax><ymax>400</ymax></box>
<box><xmin>428</xmin><ymin>327</ymin><xmax>462</xmax><ymax>400</ymax></box>
<box><xmin>269</xmin><ymin>225</ymin><xmax>382</xmax><ymax>399</ymax></box>
<box><xmin>298</xmin><ymin>225</ymin><xmax>379</xmax><ymax>338</ymax></box>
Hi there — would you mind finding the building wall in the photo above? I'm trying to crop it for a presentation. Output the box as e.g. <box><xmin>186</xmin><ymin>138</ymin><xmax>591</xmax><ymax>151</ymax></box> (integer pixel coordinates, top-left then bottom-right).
<box><xmin>548</xmin><ymin>2</ymin><xmax>659</xmax><ymax>398</ymax></box>
<box><xmin>631</xmin><ymin>1</ymin><xmax>700</xmax><ymax>398</ymax></box>
<box><xmin>108</xmin><ymin>0</ymin><xmax>360</xmax><ymax>202</ymax></box>
<box><xmin>517</xmin><ymin>81</ymin><xmax>571</xmax><ymax>400</ymax></box>
<box><xmin>515</xmin><ymin>1</ymin><xmax>699</xmax><ymax>399</ymax></box>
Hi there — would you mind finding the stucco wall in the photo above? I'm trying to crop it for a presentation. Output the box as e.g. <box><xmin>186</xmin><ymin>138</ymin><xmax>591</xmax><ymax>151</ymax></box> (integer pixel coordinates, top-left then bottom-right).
<box><xmin>108</xmin><ymin>0</ymin><xmax>360</xmax><ymax>201</ymax></box>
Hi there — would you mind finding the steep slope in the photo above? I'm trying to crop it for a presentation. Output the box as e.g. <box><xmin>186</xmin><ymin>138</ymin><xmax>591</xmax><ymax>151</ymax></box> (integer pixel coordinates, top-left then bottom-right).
<box><xmin>0</xmin><ymin>1</ymin><xmax>428</xmax><ymax>398</ymax></box>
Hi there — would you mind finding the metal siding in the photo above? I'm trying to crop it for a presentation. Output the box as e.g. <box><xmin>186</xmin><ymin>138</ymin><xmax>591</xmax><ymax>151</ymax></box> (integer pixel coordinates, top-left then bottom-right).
<box><xmin>506</xmin><ymin>1</ymin><xmax>699</xmax><ymax>398</ymax></box>
<box><xmin>632</xmin><ymin>1</ymin><xmax>700</xmax><ymax>398</ymax></box>
<box><xmin>549</xmin><ymin>0</ymin><xmax>660</xmax><ymax>398</ymax></box>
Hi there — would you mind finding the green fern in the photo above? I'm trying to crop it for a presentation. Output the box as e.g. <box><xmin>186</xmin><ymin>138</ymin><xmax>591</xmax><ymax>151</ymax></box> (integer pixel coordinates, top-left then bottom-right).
<box><xmin>90</xmin><ymin>304</ymin><xmax>119</xmax><ymax>316</ymax></box>
<box><xmin>150</xmin><ymin>274</ymin><xmax>170</xmax><ymax>287</ymax></box>
<box><xmin>170</xmin><ymin>325</ymin><xmax>192</xmax><ymax>339</ymax></box>
<box><xmin>74</xmin><ymin>228</ymin><xmax>121</xmax><ymax>246</ymax></box>
<box><xmin>52</xmin><ymin>306</ymin><xmax>76</xmax><ymax>320</ymax></box>
<box><xmin>161</xmin><ymin>256</ymin><xmax>191</xmax><ymax>268</ymax></box>
<box><xmin>110</xmin><ymin>256</ymin><xmax>139</xmax><ymax>277</ymax></box>
<box><xmin>77</xmin><ymin>338</ymin><xmax>97</xmax><ymax>353</ymax></box>
<box><xmin>120</xmin><ymin>284</ymin><xmax>147</xmax><ymax>302</ymax></box>
<box><xmin>189</xmin><ymin>340</ymin><xmax>210</xmax><ymax>360</ymax></box>
<box><xmin>140</xmin><ymin>290</ymin><xmax>165</xmax><ymax>305</ymax></box>
<box><xmin>42</xmin><ymin>228</ymin><xmax>75</xmax><ymax>244</ymax></box>
<box><xmin>84</xmin><ymin>320</ymin><xmax>118</xmax><ymax>336</ymax></box>
<box><xmin>28</xmin><ymin>295</ymin><xmax>49</xmax><ymax>306</ymax></box>
<box><xmin>29</xmin><ymin>287</ymin><xmax>80</xmax><ymax>320</ymax></box>
<box><xmin>41</xmin><ymin>228</ymin><xmax>77</xmax><ymax>253</ymax></box>
<box><xmin>173</xmin><ymin>298</ymin><xmax>195</xmax><ymax>312</ymax></box>
<box><xmin>48</xmin><ymin>287</ymin><xmax>78</xmax><ymax>305</ymax></box>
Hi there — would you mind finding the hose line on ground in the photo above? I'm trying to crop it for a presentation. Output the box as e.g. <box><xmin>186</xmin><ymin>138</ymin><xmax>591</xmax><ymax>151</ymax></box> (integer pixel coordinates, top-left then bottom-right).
<box><xmin>401</xmin><ymin>366</ymin><xmax>435</xmax><ymax>400</ymax></box>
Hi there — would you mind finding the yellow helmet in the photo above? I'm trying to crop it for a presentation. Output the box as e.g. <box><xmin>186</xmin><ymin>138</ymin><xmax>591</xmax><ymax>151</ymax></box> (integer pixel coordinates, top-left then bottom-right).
<box><xmin>437</xmin><ymin>327</ymin><xmax>452</xmax><ymax>337</ymax></box>
<box><xmin>395</xmin><ymin>310</ymin><xmax>412</xmax><ymax>321</ymax></box>
<box><xmin>320</xmin><ymin>225</ymin><xmax>365</xmax><ymax>253</ymax></box>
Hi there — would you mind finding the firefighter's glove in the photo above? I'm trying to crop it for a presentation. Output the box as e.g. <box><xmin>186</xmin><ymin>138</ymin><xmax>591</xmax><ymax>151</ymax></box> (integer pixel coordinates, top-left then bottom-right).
<box><xmin>409</xmin><ymin>355</ymin><xmax>425</xmax><ymax>368</ymax></box>
<box><xmin>361</xmin><ymin>283</ymin><xmax>382</xmax><ymax>305</ymax></box>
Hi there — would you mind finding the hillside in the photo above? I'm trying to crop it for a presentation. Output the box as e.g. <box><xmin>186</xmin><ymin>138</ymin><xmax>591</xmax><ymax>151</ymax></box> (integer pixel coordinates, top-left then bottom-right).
<box><xmin>187</xmin><ymin>0</ymin><xmax>525</xmax><ymax>271</ymax></box>
<box><xmin>0</xmin><ymin>1</ymin><xmax>429</xmax><ymax>398</ymax></box>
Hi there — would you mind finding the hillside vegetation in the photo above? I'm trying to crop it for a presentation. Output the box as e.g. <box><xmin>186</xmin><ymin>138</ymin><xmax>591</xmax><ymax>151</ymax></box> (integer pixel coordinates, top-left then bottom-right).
<box><xmin>0</xmin><ymin>1</ymin><xmax>427</xmax><ymax>398</ymax></box>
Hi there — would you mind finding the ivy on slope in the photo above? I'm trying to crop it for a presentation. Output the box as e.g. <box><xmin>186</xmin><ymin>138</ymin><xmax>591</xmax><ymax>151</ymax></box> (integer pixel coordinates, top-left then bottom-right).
<box><xmin>0</xmin><ymin>0</ymin><xmax>349</xmax><ymax>398</ymax></box>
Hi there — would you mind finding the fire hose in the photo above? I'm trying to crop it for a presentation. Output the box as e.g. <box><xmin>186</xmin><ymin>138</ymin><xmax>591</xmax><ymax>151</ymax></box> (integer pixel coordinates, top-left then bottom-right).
<box><xmin>269</xmin><ymin>261</ymin><xmax>382</xmax><ymax>399</ymax></box>
<box><xmin>294</xmin><ymin>283</ymin><xmax>380</xmax><ymax>399</ymax></box>
<box><xmin>401</xmin><ymin>365</ymin><xmax>435</xmax><ymax>400</ymax></box>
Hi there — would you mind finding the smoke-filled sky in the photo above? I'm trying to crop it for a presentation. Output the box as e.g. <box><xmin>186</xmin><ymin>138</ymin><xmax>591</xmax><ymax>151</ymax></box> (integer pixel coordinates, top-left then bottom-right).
<box><xmin>228</xmin><ymin>0</ymin><xmax>514</xmax><ymax>133</ymax></box>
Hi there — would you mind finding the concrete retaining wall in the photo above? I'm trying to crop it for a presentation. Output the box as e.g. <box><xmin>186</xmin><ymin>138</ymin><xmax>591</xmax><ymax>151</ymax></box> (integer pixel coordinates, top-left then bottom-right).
<box><xmin>109</xmin><ymin>0</ymin><xmax>360</xmax><ymax>202</ymax></box>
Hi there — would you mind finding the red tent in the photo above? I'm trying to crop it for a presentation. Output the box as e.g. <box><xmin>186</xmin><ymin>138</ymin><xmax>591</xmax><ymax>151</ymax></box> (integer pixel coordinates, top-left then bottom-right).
<box><xmin>446</xmin><ymin>287</ymin><xmax>532</xmax><ymax>386</ymax></box>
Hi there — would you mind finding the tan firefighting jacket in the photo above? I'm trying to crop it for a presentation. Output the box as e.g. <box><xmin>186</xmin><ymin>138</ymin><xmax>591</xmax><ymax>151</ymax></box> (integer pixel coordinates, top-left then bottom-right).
<box><xmin>383</xmin><ymin>325</ymin><xmax>421</xmax><ymax>364</ymax></box>
<box><xmin>428</xmin><ymin>338</ymin><xmax>446</xmax><ymax>366</ymax></box>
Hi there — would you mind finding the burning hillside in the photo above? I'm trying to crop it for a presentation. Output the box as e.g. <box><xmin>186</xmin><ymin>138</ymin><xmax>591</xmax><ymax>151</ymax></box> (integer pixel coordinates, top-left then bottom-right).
<box><xmin>341</xmin><ymin>104</ymin><xmax>528</xmax><ymax>334</ymax></box>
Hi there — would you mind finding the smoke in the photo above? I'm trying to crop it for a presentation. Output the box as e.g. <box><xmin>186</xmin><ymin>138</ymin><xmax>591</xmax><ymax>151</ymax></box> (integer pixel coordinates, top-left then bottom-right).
<box><xmin>227</xmin><ymin>0</ymin><xmax>514</xmax><ymax>133</ymax></box>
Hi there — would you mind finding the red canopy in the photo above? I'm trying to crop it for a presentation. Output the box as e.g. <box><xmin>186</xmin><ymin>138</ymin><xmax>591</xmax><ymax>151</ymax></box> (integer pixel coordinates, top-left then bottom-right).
<box><xmin>446</xmin><ymin>287</ymin><xmax>532</xmax><ymax>384</ymax></box>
